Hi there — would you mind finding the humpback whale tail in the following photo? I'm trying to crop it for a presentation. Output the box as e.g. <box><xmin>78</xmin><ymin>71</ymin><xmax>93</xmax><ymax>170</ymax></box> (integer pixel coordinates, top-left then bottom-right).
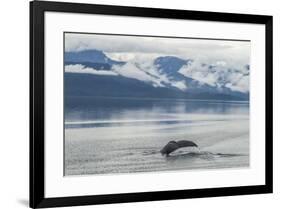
<box><xmin>160</xmin><ymin>140</ymin><xmax>198</xmax><ymax>156</ymax></box>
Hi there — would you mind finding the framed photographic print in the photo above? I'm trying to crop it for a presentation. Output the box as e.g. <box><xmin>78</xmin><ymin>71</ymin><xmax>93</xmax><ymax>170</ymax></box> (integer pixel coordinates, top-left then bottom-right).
<box><xmin>30</xmin><ymin>0</ymin><xmax>273</xmax><ymax>208</ymax></box>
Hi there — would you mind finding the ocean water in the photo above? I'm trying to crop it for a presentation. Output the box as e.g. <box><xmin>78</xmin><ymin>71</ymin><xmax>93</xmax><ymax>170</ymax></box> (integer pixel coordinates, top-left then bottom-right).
<box><xmin>64</xmin><ymin>97</ymin><xmax>249</xmax><ymax>176</ymax></box>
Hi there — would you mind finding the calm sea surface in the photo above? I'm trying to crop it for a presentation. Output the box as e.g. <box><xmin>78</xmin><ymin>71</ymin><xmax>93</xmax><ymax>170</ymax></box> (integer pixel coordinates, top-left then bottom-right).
<box><xmin>64</xmin><ymin>97</ymin><xmax>249</xmax><ymax>176</ymax></box>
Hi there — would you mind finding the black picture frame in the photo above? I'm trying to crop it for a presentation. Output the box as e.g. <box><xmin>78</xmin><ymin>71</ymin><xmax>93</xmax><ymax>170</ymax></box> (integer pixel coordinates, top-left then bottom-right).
<box><xmin>30</xmin><ymin>1</ymin><xmax>273</xmax><ymax>208</ymax></box>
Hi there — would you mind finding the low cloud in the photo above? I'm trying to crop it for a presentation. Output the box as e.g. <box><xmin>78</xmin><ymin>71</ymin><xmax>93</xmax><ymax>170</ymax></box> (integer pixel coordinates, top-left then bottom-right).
<box><xmin>65</xmin><ymin>64</ymin><xmax>118</xmax><ymax>76</ymax></box>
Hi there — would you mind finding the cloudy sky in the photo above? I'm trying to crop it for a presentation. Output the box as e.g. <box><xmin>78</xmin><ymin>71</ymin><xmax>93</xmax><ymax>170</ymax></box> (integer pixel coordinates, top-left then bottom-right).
<box><xmin>65</xmin><ymin>33</ymin><xmax>251</xmax><ymax>68</ymax></box>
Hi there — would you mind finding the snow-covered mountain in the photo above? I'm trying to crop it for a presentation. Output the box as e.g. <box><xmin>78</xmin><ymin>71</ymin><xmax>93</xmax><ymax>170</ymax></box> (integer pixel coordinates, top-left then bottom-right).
<box><xmin>64</xmin><ymin>49</ymin><xmax>249</xmax><ymax>101</ymax></box>
<box><xmin>179</xmin><ymin>61</ymin><xmax>249</xmax><ymax>93</ymax></box>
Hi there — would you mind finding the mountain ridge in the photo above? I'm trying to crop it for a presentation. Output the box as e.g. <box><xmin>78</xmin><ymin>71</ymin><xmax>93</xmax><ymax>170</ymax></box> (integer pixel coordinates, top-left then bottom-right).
<box><xmin>64</xmin><ymin>49</ymin><xmax>249</xmax><ymax>101</ymax></box>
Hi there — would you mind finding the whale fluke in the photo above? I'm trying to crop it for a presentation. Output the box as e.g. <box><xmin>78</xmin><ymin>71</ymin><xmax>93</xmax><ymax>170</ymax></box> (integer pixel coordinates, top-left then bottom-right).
<box><xmin>160</xmin><ymin>140</ymin><xmax>198</xmax><ymax>156</ymax></box>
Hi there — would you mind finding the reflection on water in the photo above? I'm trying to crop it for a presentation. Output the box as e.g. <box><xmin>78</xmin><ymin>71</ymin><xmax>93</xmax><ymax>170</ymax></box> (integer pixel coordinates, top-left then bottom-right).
<box><xmin>64</xmin><ymin>97</ymin><xmax>249</xmax><ymax>176</ymax></box>
<box><xmin>65</xmin><ymin>96</ymin><xmax>249</xmax><ymax>124</ymax></box>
